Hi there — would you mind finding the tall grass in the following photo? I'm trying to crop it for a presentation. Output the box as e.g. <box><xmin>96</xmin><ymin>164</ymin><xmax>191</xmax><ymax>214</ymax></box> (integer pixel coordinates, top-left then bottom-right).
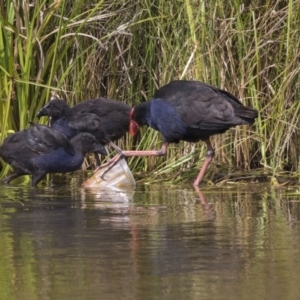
<box><xmin>1</xmin><ymin>0</ymin><xmax>300</xmax><ymax>183</ymax></box>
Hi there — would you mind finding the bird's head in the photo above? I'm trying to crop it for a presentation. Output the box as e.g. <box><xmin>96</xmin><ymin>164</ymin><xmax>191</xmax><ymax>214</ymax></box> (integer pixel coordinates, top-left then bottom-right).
<box><xmin>36</xmin><ymin>99</ymin><xmax>70</xmax><ymax>119</ymax></box>
<box><xmin>129</xmin><ymin>102</ymin><xmax>151</xmax><ymax>137</ymax></box>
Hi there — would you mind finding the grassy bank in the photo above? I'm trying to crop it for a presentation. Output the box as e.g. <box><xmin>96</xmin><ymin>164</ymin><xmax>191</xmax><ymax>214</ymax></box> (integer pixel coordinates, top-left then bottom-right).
<box><xmin>1</xmin><ymin>0</ymin><xmax>300</xmax><ymax>183</ymax></box>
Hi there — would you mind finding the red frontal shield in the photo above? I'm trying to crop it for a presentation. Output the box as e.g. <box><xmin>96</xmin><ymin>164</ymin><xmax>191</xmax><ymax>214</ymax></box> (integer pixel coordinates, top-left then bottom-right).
<box><xmin>129</xmin><ymin>108</ymin><xmax>139</xmax><ymax>137</ymax></box>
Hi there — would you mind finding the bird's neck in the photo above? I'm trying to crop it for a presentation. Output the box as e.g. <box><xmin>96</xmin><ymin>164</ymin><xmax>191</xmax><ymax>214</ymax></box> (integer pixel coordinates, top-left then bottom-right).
<box><xmin>133</xmin><ymin>101</ymin><xmax>152</xmax><ymax>126</ymax></box>
<box><xmin>50</xmin><ymin>109</ymin><xmax>69</xmax><ymax>121</ymax></box>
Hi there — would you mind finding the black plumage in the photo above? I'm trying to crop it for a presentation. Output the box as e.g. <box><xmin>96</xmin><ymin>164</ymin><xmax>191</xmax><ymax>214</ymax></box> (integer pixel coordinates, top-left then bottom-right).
<box><xmin>0</xmin><ymin>124</ymin><xmax>107</xmax><ymax>186</ymax></box>
<box><xmin>126</xmin><ymin>80</ymin><xmax>258</xmax><ymax>185</ymax></box>
<box><xmin>36</xmin><ymin>98</ymin><xmax>131</xmax><ymax>166</ymax></box>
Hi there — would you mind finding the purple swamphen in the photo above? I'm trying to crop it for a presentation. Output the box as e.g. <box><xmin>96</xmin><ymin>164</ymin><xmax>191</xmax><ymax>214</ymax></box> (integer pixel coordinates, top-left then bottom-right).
<box><xmin>122</xmin><ymin>80</ymin><xmax>258</xmax><ymax>186</ymax></box>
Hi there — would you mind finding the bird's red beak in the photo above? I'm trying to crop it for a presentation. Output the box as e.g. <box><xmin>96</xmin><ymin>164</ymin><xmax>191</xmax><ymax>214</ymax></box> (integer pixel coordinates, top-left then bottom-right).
<box><xmin>129</xmin><ymin>108</ymin><xmax>139</xmax><ymax>137</ymax></box>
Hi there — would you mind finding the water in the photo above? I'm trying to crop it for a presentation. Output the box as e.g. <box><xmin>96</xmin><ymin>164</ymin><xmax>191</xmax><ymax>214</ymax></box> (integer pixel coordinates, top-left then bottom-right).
<box><xmin>1</xmin><ymin>175</ymin><xmax>300</xmax><ymax>300</ymax></box>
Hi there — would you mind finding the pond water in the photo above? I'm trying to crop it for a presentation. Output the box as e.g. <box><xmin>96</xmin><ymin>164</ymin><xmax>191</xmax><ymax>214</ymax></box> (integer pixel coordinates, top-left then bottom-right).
<box><xmin>1</xmin><ymin>174</ymin><xmax>300</xmax><ymax>300</ymax></box>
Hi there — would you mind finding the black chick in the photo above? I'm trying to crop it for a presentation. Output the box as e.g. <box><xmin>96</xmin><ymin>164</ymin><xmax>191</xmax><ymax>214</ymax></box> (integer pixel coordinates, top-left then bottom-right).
<box><xmin>36</xmin><ymin>98</ymin><xmax>131</xmax><ymax>166</ymax></box>
<box><xmin>0</xmin><ymin>124</ymin><xmax>107</xmax><ymax>186</ymax></box>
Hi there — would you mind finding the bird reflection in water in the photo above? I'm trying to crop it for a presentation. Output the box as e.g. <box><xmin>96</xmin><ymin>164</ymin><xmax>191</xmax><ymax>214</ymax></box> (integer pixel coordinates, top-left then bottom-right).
<box><xmin>193</xmin><ymin>186</ymin><xmax>213</xmax><ymax>220</ymax></box>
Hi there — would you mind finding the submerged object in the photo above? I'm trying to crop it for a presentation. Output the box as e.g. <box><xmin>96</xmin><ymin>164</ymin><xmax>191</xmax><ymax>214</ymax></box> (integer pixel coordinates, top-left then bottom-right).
<box><xmin>83</xmin><ymin>158</ymin><xmax>135</xmax><ymax>189</ymax></box>
<box><xmin>80</xmin><ymin>186</ymin><xmax>135</xmax><ymax>208</ymax></box>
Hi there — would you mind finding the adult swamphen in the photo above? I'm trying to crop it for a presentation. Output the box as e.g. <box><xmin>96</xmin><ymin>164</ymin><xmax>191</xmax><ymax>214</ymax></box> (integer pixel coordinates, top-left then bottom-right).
<box><xmin>121</xmin><ymin>80</ymin><xmax>258</xmax><ymax>186</ymax></box>
<box><xmin>0</xmin><ymin>124</ymin><xmax>107</xmax><ymax>186</ymax></box>
<box><xmin>36</xmin><ymin>98</ymin><xmax>131</xmax><ymax>166</ymax></box>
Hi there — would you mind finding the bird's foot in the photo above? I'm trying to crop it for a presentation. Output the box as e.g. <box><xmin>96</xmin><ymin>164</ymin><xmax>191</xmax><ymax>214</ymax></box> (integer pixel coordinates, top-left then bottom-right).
<box><xmin>2</xmin><ymin>178</ymin><xmax>10</xmax><ymax>184</ymax></box>
<box><xmin>93</xmin><ymin>153</ymin><xmax>124</xmax><ymax>180</ymax></box>
<box><xmin>100</xmin><ymin>155</ymin><xmax>123</xmax><ymax>180</ymax></box>
<box><xmin>94</xmin><ymin>164</ymin><xmax>102</xmax><ymax>173</ymax></box>
<box><xmin>156</xmin><ymin>149</ymin><xmax>165</xmax><ymax>156</ymax></box>
<box><xmin>108</xmin><ymin>141</ymin><xmax>123</xmax><ymax>154</ymax></box>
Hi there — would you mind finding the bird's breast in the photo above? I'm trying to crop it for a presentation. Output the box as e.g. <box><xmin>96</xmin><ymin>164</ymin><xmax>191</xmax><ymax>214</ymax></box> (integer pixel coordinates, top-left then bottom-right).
<box><xmin>33</xmin><ymin>149</ymin><xmax>83</xmax><ymax>173</ymax></box>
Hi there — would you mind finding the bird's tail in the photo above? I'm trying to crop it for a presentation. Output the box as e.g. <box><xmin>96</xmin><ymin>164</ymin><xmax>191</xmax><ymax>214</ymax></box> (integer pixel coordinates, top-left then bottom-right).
<box><xmin>236</xmin><ymin>106</ymin><xmax>258</xmax><ymax>124</ymax></box>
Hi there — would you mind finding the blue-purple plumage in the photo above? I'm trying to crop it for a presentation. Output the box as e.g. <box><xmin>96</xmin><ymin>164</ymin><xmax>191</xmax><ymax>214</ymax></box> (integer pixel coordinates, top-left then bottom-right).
<box><xmin>37</xmin><ymin>98</ymin><xmax>131</xmax><ymax>166</ymax></box>
<box><xmin>0</xmin><ymin>124</ymin><xmax>107</xmax><ymax>186</ymax></box>
<box><xmin>129</xmin><ymin>80</ymin><xmax>258</xmax><ymax>185</ymax></box>
<box><xmin>133</xmin><ymin>80</ymin><xmax>257</xmax><ymax>143</ymax></box>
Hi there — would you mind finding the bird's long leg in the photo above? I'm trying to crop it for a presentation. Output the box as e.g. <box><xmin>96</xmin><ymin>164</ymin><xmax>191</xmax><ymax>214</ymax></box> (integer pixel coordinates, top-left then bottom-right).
<box><xmin>102</xmin><ymin>142</ymin><xmax>169</xmax><ymax>167</ymax></box>
<box><xmin>193</xmin><ymin>139</ymin><xmax>215</xmax><ymax>186</ymax></box>
<box><xmin>93</xmin><ymin>141</ymin><xmax>122</xmax><ymax>171</ymax></box>
<box><xmin>2</xmin><ymin>172</ymin><xmax>25</xmax><ymax>184</ymax></box>
<box><xmin>97</xmin><ymin>143</ymin><xmax>169</xmax><ymax>179</ymax></box>
<box><xmin>31</xmin><ymin>172</ymin><xmax>47</xmax><ymax>187</ymax></box>
<box><xmin>121</xmin><ymin>143</ymin><xmax>169</xmax><ymax>157</ymax></box>
<box><xmin>97</xmin><ymin>154</ymin><xmax>123</xmax><ymax>180</ymax></box>
<box><xmin>94</xmin><ymin>153</ymin><xmax>101</xmax><ymax>167</ymax></box>
<box><xmin>92</xmin><ymin>140</ymin><xmax>134</xmax><ymax>178</ymax></box>
<box><xmin>193</xmin><ymin>186</ymin><xmax>207</xmax><ymax>205</ymax></box>
<box><xmin>108</xmin><ymin>141</ymin><xmax>123</xmax><ymax>153</ymax></box>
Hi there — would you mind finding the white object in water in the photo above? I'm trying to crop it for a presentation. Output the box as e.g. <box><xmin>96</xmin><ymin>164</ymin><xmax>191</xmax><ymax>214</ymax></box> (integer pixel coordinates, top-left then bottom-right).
<box><xmin>83</xmin><ymin>158</ymin><xmax>135</xmax><ymax>189</ymax></box>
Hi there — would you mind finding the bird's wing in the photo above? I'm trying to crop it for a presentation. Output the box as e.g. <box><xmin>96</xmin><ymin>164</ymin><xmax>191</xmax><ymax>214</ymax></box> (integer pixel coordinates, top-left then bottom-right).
<box><xmin>25</xmin><ymin>125</ymin><xmax>75</xmax><ymax>155</ymax></box>
<box><xmin>67</xmin><ymin>113</ymin><xmax>110</xmax><ymax>144</ymax></box>
<box><xmin>1</xmin><ymin>130</ymin><xmax>25</xmax><ymax>144</ymax></box>
<box><xmin>72</xmin><ymin>98</ymin><xmax>130</xmax><ymax>117</ymax></box>
<box><xmin>68</xmin><ymin>113</ymin><xmax>100</xmax><ymax>131</ymax></box>
<box><xmin>69</xmin><ymin>99</ymin><xmax>131</xmax><ymax>140</ymax></box>
<box><xmin>156</xmin><ymin>82</ymin><xmax>255</xmax><ymax>130</ymax></box>
<box><xmin>157</xmin><ymin>89</ymin><xmax>234</xmax><ymax>130</ymax></box>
